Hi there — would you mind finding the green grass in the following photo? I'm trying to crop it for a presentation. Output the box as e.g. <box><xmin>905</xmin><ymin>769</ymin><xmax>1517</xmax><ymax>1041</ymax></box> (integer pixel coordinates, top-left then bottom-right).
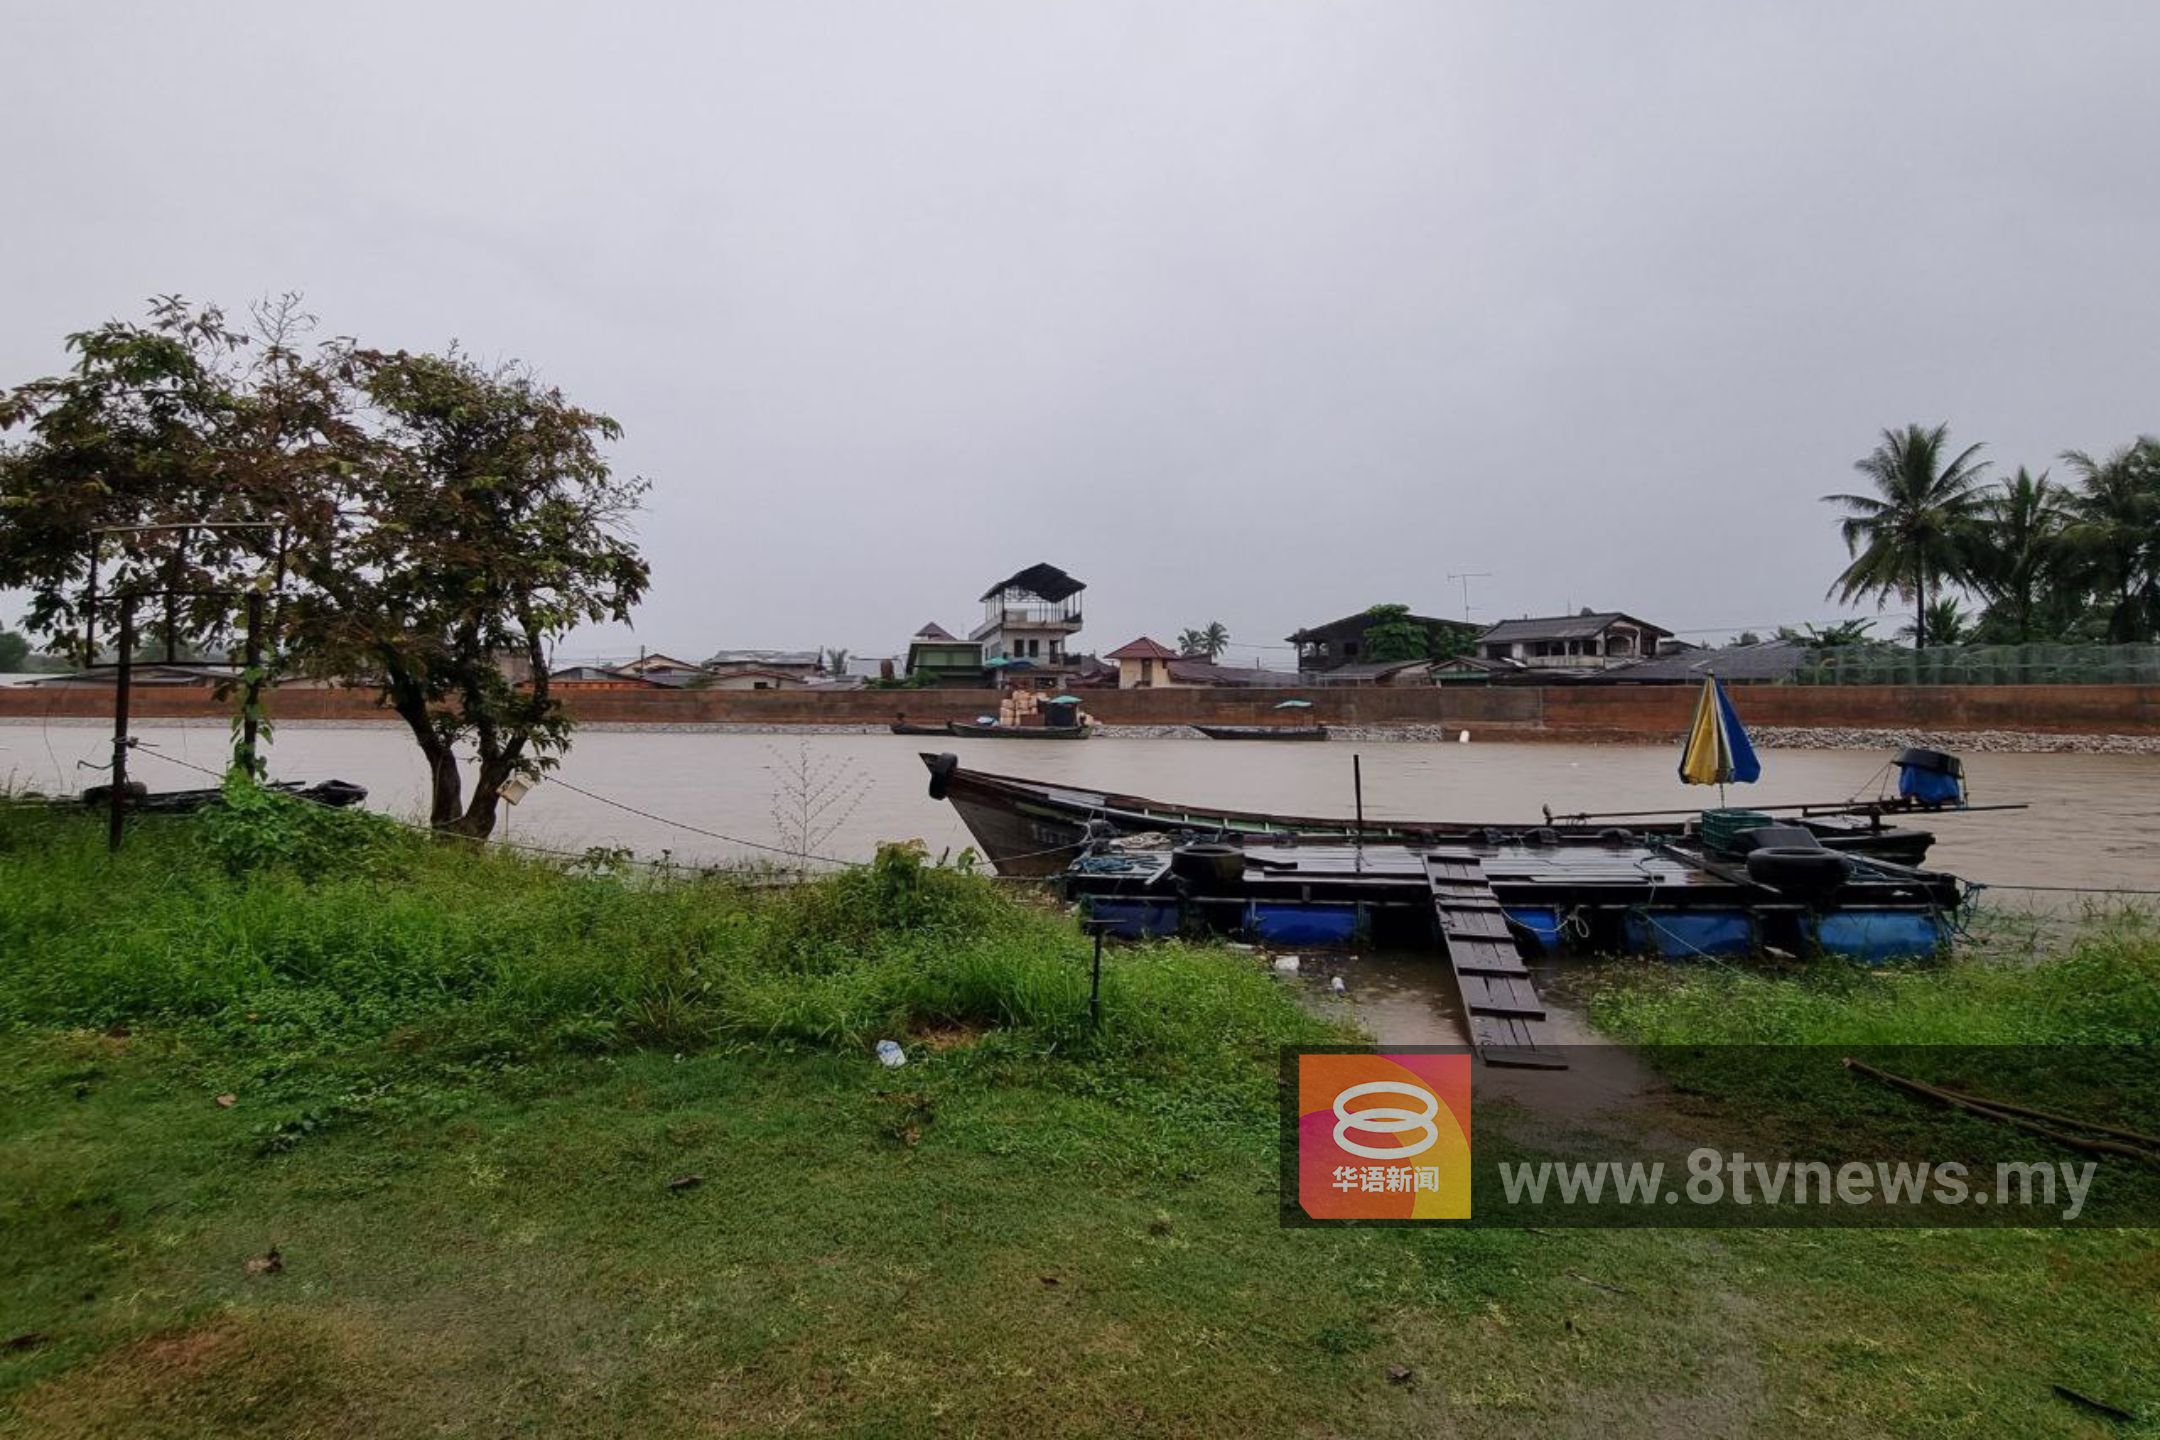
<box><xmin>1580</xmin><ymin>907</ymin><xmax>2160</xmax><ymax>1046</ymax></box>
<box><xmin>0</xmin><ymin>796</ymin><xmax>2155</xmax><ymax>1437</ymax></box>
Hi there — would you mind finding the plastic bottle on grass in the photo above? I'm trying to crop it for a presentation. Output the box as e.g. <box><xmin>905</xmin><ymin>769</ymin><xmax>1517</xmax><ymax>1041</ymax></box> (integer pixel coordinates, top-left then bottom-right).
<box><xmin>875</xmin><ymin>1039</ymin><xmax>907</xmax><ymax>1068</ymax></box>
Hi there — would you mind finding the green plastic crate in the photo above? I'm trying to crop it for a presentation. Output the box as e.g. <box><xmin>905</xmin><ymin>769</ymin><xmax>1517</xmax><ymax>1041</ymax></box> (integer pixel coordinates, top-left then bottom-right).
<box><xmin>1699</xmin><ymin>807</ymin><xmax>1773</xmax><ymax>854</ymax></box>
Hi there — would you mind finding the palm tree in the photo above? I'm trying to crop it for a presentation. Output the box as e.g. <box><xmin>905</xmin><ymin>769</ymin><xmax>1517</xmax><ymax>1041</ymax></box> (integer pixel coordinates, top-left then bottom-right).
<box><xmin>2059</xmin><ymin>438</ymin><xmax>2160</xmax><ymax>643</ymax></box>
<box><xmin>1824</xmin><ymin>424</ymin><xmax>1990</xmax><ymax>648</ymax></box>
<box><xmin>1963</xmin><ymin>467</ymin><xmax>2065</xmax><ymax>643</ymax></box>
<box><xmin>1898</xmin><ymin>597</ymin><xmax>1969</xmax><ymax>647</ymax></box>
<box><xmin>1776</xmin><ymin>619</ymin><xmax>1877</xmax><ymax>648</ymax></box>
<box><xmin>1176</xmin><ymin>621</ymin><xmax>1230</xmax><ymax>660</ymax></box>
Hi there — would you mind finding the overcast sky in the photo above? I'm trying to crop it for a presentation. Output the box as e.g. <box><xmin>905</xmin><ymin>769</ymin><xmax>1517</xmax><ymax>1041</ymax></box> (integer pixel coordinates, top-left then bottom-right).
<box><xmin>6</xmin><ymin>2</ymin><xmax>2156</xmax><ymax>666</ymax></box>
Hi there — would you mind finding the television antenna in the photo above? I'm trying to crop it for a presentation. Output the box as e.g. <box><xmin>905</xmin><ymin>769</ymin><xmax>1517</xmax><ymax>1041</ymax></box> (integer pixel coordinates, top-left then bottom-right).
<box><xmin>1446</xmin><ymin>571</ymin><xmax>1492</xmax><ymax>624</ymax></box>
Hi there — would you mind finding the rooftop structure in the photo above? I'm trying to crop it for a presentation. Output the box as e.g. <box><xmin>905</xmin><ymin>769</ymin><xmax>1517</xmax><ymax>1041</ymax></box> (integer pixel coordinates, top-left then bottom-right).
<box><xmin>971</xmin><ymin>562</ymin><xmax>1085</xmax><ymax>669</ymax></box>
<box><xmin>1475</xmin><ymin>611</ymin><xmax>1673</xmax><ymax>671</ymax></box>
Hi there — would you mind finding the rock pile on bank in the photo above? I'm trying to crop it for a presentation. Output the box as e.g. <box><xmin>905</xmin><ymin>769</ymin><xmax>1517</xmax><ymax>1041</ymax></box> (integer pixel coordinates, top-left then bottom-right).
<box><xmin>1750</xmin><ymin>726</ymin><xmax>2160</xmax><ymax>756</ymax></box>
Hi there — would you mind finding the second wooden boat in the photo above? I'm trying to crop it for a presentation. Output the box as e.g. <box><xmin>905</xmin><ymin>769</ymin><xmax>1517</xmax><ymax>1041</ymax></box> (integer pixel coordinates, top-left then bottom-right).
<box><xmin>1192</xmin><ymin>723</ymin><xmax>1328</xmax><ymax>741</ymax></box>
<box><xmin>947</xmin><ymin>721</ymin><xmax>1093</xmax><ymax>740</ymax></box>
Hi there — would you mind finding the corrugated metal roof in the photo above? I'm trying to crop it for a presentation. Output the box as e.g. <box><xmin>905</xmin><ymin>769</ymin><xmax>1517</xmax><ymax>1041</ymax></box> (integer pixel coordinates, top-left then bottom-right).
<box><xmin>1477</xmin><ymin>612</ymin><xmax>1670</xmax><ymax>644</ymax></box>
<box><xmin>704</xmin><ymin>649</ymin><xmax>823</xmax><ymax>668</ymax></box>
<box><xmin>1597</xmin><ymin>639</ymin><xmax>1812</xmax><ymax>684</ymax></box>
<box><xmin>978</xmin><ymin>562</ymin><xmax>1085</xmax><ymax>603</ymax></box>
<box><xmin>1165</xmin><ymin>660</ymin><xmax>1301</xmax><ymax>687</ymax></box>
<box><xmin>1310</xmin><ymin>659</ymin><xmax>1432</xmax><ymax>682</ymax></box>
<box><xmin>913</xmin><ymin>622</ymin><xmax>957</xmax><ymax>641</ymax></box>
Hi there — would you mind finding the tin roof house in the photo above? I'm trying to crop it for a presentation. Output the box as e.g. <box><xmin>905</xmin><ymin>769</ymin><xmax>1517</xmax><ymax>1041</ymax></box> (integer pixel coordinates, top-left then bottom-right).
<box><xmin>905</xmin><ymin>622</ymin><xmax>985</xmax><ymax>687</ymax></box>
<box><xmin>1286</xmin><ymin>611</ymin><xmax>1478</xmax><ymax>676</ymax></box>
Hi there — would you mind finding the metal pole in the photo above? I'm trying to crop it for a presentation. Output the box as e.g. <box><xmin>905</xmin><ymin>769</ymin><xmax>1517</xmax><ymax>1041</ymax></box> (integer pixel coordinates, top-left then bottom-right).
<box><xmin>82</xmin><ymin>541</ymin><xmax>99</xmax><ymax>667</ymax></box>
<box><xmin>109</xmin><ymin>597</ymin><xmax>135</xmax><ymax>854</ymax></box>
<box><xmin>1353</xmin><ymin>753</ymin><xmax>1365</xmax><ymax>844</ymax></box>
<box><xmin>1090</xmin><ymin>925</ymin><xmax>1104</xmax><ymax>1029</ymax></box>
<box><xmin>1081</xmin><ymin>917</ymin><xmax>1115</xmax><ymax>1029</ymax></box>
<box><xmin>238</xmin><ymin>589</ymin><xmax>264</xmax><ymax>778</ymax></box>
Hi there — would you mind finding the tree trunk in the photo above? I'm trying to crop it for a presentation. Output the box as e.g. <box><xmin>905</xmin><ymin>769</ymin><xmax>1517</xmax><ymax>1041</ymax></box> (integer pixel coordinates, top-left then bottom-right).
<box><xmin>1914</xmin><ymin>564</ymin><xmax>1928</xmax><ymax>650</ymax></box>
<box><xmin>445</xmin><ymin>754</ymin><xmax>517</xmax><ymax>839</ymax></box>
<box><xmin>426</xmin><ymin>747</ymin><xmax>465</xmax><ymax>829</ymax></box>
<box><xmin>387</xmin><ymin>690</ymin><xmax>464</xmax><ymax>828</ymax></box>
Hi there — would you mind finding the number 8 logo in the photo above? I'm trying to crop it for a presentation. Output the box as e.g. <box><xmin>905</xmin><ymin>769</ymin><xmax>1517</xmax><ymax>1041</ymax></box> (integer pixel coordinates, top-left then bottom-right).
<box><xmin>1332</xmin><ymin>1080</ymin><xmax>1441</xmax><ymax>1159</ymax></box>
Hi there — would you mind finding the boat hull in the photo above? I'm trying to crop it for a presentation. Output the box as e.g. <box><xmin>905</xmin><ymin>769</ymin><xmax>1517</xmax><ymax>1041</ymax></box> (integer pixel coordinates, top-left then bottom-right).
<box><xmin>1192</xmin><ymin>724</ymin><xmax>1328</xmax><ymax>741</ymax></box>
<box><xmin>947</xmin><ymin>722</ymin><xmax>1093</xmax><ymax>740</ymax></box>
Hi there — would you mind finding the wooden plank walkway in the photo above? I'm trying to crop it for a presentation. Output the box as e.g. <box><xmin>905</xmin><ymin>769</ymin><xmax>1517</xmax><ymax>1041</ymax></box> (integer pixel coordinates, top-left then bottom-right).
<box><xmin>1426</xmin><ymin>851</ymin><xmax>1568</xmax><ymax>1070</ymax></box>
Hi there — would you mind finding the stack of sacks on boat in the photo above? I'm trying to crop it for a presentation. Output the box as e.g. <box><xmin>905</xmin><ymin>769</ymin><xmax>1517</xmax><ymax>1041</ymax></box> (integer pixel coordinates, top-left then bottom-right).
<box><xmin>997</xmin><ymin>691</ymin><xmax>1092</xmax><ymax>729</ymax></box>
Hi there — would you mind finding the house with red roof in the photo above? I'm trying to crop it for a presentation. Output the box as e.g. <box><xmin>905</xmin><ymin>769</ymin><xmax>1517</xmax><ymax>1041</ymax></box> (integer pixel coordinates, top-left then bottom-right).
<box><xmin>1104</xmin><ymin>636</ymin><xmax>1182</xmax><ymax>689</ymax></box>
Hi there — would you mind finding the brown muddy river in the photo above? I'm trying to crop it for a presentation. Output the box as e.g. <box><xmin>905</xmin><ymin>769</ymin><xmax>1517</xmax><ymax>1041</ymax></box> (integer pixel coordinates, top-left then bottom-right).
<box><xmin>7</xmin><ymin>722</ymin><xmax>2151</xmax><ymax>1045</ymax></box>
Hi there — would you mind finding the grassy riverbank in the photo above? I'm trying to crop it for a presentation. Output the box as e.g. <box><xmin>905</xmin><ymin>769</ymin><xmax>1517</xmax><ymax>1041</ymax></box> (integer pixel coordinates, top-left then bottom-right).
<box><xmin>1</xmin><ymin>796</ymin><xmax>2154</xmax><ymax>1437</ymax></box>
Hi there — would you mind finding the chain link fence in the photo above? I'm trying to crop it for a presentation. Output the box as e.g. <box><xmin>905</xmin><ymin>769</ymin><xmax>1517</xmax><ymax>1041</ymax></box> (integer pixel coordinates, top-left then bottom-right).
<box><xmin>1792</xmin><ymin>643</ymin><xmax>2160</xmax><ymax>686</ymax></box>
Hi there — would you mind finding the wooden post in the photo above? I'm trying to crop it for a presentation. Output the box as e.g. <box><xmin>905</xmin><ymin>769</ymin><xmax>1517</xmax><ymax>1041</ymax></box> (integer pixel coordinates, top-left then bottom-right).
<box><xmin>109</xmin><ymin>597</ymin><xmax>135</xmax><ymax>854</ymax></box>
<box><xmin>237</xmin><ymin>589</ymin><xmax>264</xmax><ymax>778</ymax></box>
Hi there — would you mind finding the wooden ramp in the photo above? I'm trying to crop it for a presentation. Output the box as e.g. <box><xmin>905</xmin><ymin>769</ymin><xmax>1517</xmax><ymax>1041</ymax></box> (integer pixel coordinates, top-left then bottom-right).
<box><xmin>1425</xmin><ymin>851</ymin><xmax>1567</xmax><ymax>1069</ymax></box>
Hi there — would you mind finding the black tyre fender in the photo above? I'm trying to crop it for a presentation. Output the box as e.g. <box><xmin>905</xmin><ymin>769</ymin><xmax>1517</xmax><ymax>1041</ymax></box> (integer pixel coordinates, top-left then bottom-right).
<box><xmin>926</xmin><ymin>752</ymin><xmax>959</xmax><ymax>801</ymax></box>
<box><xmin>80</xmin><ymin>780</ymin><xmax>148</xmax><ymax>808</ymax></box>
<box><xmin>1745</xmin><ymin>845</ymin><xmax>1851</xmax><ymax>897</ymax></box>
<box><xmin>306</xmin><ymin>779</ymin><xmax>370</xmax><ymax>809</ymax></box>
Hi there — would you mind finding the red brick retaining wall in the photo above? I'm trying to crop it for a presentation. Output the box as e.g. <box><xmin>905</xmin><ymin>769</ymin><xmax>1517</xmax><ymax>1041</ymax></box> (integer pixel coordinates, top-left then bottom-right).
<box><xmin>2</xmin><ymin>682</ymin><xmax>2153</xmax><ymax>738</ymax></box>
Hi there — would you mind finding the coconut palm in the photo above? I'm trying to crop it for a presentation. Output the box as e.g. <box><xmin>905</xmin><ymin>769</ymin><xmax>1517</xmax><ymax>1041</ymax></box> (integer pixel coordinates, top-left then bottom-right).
<box><xmin>1176</xmin><ymin>621</ymin><xmax>1230</xmax><ymax>660</ymax></box>
<box><xmin>1962</xmin><ymin>467</ymin><xmax>2065</xmax><ymax>643</ymax></box>
<box><xmin>2059</xmin><ymin>438</ymin><xmax>2160</xmax><ymax>643</ymax></box>
<box><xmin>1824</xmin><ymin>424</ymin><xmax>1990</xmax><ymax>648</ymax></box>
<box><xmin>1898</xmin><ymin>597</ymin><xmax>1969</xmax><ymax>647</ymax></box>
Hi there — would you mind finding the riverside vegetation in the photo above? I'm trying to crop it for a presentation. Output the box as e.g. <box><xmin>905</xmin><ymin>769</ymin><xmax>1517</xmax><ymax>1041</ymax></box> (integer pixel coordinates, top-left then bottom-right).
<box><xmin>1</xmin><ymin>789</ymin><xmax>2154</xmax><ymax>1437</ymax></box>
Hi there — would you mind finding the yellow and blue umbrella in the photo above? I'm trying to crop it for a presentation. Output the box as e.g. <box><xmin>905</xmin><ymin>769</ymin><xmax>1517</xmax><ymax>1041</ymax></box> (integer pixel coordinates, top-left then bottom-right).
<box><xmin>1678</xmin><ymin>675</ymin><xmax>1761</xmax><ymax>787</ymax></box>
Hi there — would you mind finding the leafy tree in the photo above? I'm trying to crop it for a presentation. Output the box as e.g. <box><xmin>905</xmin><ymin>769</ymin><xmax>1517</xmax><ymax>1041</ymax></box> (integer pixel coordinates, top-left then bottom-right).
<box><xmin>1</xmin><ymin>298</ymin><xmax>649</xmax><ymax>838</ymax></box>
<box><xmin>824</xmin><ymin>646</ymin><xmax>850</xmax><ymax>675</ymax></box>
<box><xmin>1176</xmin><ymin>621</ymin><xmax>1229</xmax><ymax>660</ymax></box>
<box><xmin>0</xmin><ymin>631</ymin><xmax>28</xmax><ymax>671</ymax></box>
<box><xmin>1824</xmin><ymin>424</ymin><xmax>1990</xmax><ymax>648</ymax></box>
<box><xmin>1361</xmin><ymin>604</ymin><xmax>1433</xmax><ymax>663</ymax></box>
<box><xmin>1733</xmin><ymin>631</ymin><xmax>1762</xmax><ymax>646</ymax></box>
<box><xmin>2058</xmin><ymin>438</ymin><xmax>2160</xmax><ymax>643</ymax></box>
<box><xmin>288</xmin><ymin>348</ymin><xmax>649</xmax><ymax>835</ymax></box>
<box><xmin>0</xmin><ymin>297</ymin><xmax>264</xmax><ymax>664</ymax></box>
<box><xmin>1959</xmin><ymin>467</ymin><xmax>2066</xmax><ymax>643</ymax></box>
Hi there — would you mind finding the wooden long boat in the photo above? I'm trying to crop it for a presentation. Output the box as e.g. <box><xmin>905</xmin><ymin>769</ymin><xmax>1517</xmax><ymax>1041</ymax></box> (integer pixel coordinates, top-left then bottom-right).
<box><xmin>888</xmin><ymin>722</ymin><xmax>952</xmax><ymax>736</ymax></box>
<box><xmin>61</xmin><ymin>778</ymin><xmax>370</xmax><ymax>816</ymax></box>
<box><xmin>919</xmin><ymin>753</ymin><xmax>1939</xmax><ymax>876</ymax></box>
<box><xmin>1192</xmin><ymin>723</ymin><xmax>1328</xmax><ymax>741</ymax></box>
<box><xmin>946</xmin><ymin>721</ymin><xmax>1093</xmax><ymax>740</ymax></box>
